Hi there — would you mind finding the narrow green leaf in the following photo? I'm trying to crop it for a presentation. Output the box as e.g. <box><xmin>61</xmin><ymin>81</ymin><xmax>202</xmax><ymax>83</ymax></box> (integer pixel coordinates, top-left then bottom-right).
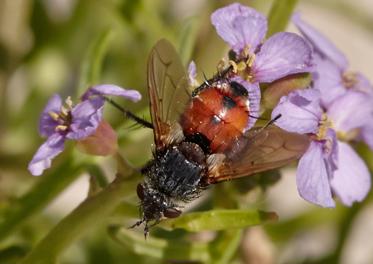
<box><xmin>0</xmin><ymin>158</ymin><xmax>85</xmax><ymax>242</ymax></box>
<box><xmin>160</xmin><ymin>209</ymin><xmax>278</xmax><ymax>232</ymax></box>
<box><xmin>19</xmin><ymin>177</ymin><xmax>138</xmax><ymax>263</ymax></box>
<box><xmin>109</xmin><ymin>226</ymin><xmax>211</xmax><ymax>262</ymax></box>
<box><xmin>77</xmin><ymin>29</ymin><xmax>114</xmax><ymax>96</ymax></box>
<box><xmin>210</xmin><ymin>230</ymin><xmax>243</xmax><ymax>264</ymax></box>
<box><xmin>86</xmin><ymin>164</ymin><xmax>109</xmax><ymax>188</ymax></box>
<box><xmin>267</xmin><ymin>0</ymin><xmax>299</xmax><ymax>37</ymax></box>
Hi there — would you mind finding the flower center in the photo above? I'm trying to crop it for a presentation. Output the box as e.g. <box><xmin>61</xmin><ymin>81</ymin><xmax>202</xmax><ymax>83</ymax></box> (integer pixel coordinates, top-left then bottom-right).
<box><xmin>229</xmin><ymin>48</ymin><xmax>256</xmax><ymax>82</ymax></box>
<box><xmin>316</xmin><ymin>113</ymin><xmax>333</xmax><ymax>141</ymax></box>
<box><xmin>48</xmin><ymin>97</ymin><xmax>73</xmax><ymax>133</ymax></box>
<box><xmin>342</xmin><ymin>71</ymin><xmax>358</xmax><ymax>89</ymax></box>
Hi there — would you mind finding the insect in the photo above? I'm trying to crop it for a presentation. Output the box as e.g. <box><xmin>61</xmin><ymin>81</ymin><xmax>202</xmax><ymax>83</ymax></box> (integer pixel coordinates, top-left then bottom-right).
<box><xmin>122</xmin><ymin>39</ymin><xmax>310</xmax><ymax>237</ymax></box>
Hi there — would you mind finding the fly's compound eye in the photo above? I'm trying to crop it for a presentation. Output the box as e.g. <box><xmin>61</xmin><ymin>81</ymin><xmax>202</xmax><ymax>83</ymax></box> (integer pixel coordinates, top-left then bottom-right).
<box><xmin>136</xmin><ymin>184</ymin><xmax>145</xmax><ymax>200</ymax></box>
<box><xmin>163</xmin><ymin>208</ymin><xmax>181</xmax><ymax>218</ymax></box>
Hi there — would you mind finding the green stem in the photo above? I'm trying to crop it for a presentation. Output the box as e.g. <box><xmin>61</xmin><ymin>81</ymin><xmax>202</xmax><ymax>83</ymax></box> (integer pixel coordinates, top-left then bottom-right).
<box><xmin>267</xmin><ymin>0</ymin><xmax>299</xmax><ymax>37</ymax></box>
<box><xmin>20</xmin><ymin>176</ymin><xmax>138</xmax><ymax>263</ymax></box>
<box><xmin>0</xmin><ymin>158</ymin><xmax>85</xmax><ymax>241</ymax></box>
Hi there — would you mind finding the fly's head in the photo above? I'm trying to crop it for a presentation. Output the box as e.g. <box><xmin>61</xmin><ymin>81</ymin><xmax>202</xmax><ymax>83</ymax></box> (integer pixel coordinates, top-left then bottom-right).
<box><xmin>132</xmin><ymin>183</ymin><xmax>181</xmax><ymax>237</ymax></box>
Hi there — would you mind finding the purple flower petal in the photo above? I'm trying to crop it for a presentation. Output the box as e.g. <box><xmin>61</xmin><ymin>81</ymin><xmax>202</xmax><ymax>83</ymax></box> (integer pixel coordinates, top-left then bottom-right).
<box><xmin>312</xmin><ymin>55</ymin><xmax>345</xmax><ymax>107</ymax></box>
<box><xmin>39</xmin><ymin>94</ymin><xmax>63</xmax><ymax>137</ymax></box>
<box><xmin>82</xmin><ymin>84</ymin><xmax>141</xmax><ymax>102</ymax></box>
<box><xmin>211</xmin><ymin>3</ymin><xmax>267</xmax><ymax>54</ymax></box>
<box><xmin>253</xmin><ymin>32</ymin><xmax>313</xmax><ymax>83</ymax></box>
<box><xmin>271</xmin><ymin>89</ymin><xmax>322</xmax><ymax>134</ymax></box>
<box><xmin>354</xmin><ymin>73</ymin><xmax>373</xmax><ymax>96</ymax></box>
<box><xmin>66</xmin><ymin>97</ymin><xmax>103</xmax><ymax>140</ymax></box>
<box><xmin>330</xmin><ymin>142</ymin><xmax>371</xmax><ymax>206</ymax></box>
<box><xmin>292</xmin><ymin>13</ymin><xmax>348</xmax><ymax>70</ymax></box>
<box><xmin>361</xmin><ymin>122</ymin><xmax>373</xmax><ymax>151</ymax></box>
<box><xmin>327</xmin><ymin>91</ymin><xmax>373</xmax><ymax>133</ymax></box>
<box><xmin>28</xmin><ymin>134</ymin><xmax>65</xmax><ymax>176</ymax></box>
<box><xmin>296</xmin><ymin>141</ymin><xmax>335</xmax><ymax>207</ymax></box>
<box><xmin>230</xmin><ymin>76</ymin><xmax>261</xmax><ymax>130</ymax></box>
<box><xmin>324</xmin><ymin>128</ymin><xmax>339</xmax><ymax>172</ymax></box>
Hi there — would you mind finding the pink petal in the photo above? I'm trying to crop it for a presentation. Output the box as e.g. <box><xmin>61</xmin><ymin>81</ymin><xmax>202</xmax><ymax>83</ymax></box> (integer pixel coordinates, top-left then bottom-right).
<box><xmin>211</xmin><ymin>3</ymin><xmax>267</xmax><ymax>54</ymax></box>
<box><xmin>253</xmin><ymin>32</ymin><xmax>313</xmax><ymax>83</ymax></box>
<box><xmin>39</xmin><ymin>94</ymin><xmax>63</xmax><ymax>137</ymax></box>
<box><xmin>327</xmin><ymin>91</ymin><xmax>373</xmax><ymax>133</ymax></box>
<box><xmin>271</xmin><ymin>89</ymin><xmax>322</xmax><ymax>134</ymax></box>
<box><xmin>330</xmin><ymin>142</ymin><xmax>371</xmax><ymax>206</ymax></box>
<box><xmin>292</xmin><ymin>13</ymin><xmax>348</xmax><ymax>70</ymax></box>
<box><xmin>28</xmin><ymin>134</ymin><xmax>65</xmax><ymax>176</ymax></box>
<box><xmin>296</xmin><ymin>141</ymin><xmax>335</xmax><ymax>207</ymax></box>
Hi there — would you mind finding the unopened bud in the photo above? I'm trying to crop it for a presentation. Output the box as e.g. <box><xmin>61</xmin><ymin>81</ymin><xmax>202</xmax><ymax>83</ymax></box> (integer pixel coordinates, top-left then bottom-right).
<box><xmin>263</xmin><ymin>73</ymin><xmax>311</xmax><ymax>109</ymax></box>
<box><xmin>76</xmin><ymin>120</ymin><xmax>118</xmax><ymax>156</ymax></box>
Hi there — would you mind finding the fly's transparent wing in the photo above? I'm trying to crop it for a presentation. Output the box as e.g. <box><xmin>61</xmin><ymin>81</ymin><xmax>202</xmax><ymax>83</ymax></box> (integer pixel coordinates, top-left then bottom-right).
<box><xmin>206</xmin><ymin>126</ymin><xmax>310</xmax><ymax>184</ymax></box>
<box><xmin>147</xmin><ymin>39</ymin><xmax>191</xmax><ymax>149</ymax></box>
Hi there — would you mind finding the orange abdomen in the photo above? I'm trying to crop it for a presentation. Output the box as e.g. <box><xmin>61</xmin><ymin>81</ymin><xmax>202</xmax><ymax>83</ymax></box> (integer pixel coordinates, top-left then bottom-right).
<box><xmin>180</xmin><ymin>86</ymin><xmax>249</xmax><ymax>153</ymax></box>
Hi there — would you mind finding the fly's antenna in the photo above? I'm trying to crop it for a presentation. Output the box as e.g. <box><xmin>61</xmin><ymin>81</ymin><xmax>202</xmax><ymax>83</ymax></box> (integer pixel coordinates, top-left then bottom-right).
<box><xmin>265</xmin><ymin>113</ymin><xmax>281</xmax><ymax>128</ymax></box>
<box><xmin>248</xmin><ymin>114</ymin><xmax>282</xmax><ymax>124</ymax></box>
<box><xmin>103</xmin><ymin>96</ymin><xmax>153</xmax><ymax>129</ymax></box>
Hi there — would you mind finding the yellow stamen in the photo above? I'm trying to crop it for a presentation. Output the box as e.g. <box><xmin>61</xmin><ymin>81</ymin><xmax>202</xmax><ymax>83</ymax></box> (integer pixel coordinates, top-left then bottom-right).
<box><xmin>55</xmin><ymin>125</ymin><xmax>68</xmax><ymax>131</ymax></box>
<box><xmin>246</xmin><ymin>53</ymin><xmax>256</xmax><ymax>68</ymax></box>
<box><xmin>236</xmin><ymin>61</ymin><xmax>247</xmax><ymax>72</ymax></box>
<box><xmin>60</xmin><ymin>106</ymin><xmax>69</xmax><ymax>117</ymax></box>
<box><xmin>337</xmin><ymin>128</ymin><xmax>359</xmax><ymax>142</ymax></box>
<box><xmin>316</xmin><ymin>113</ymin><xmax>333</xmax><ymax>140</ymax></box>
<box><xmin>229</xmin><ymin>60</ymin><xmax>238</xmax><ymax>73</ymax></box>
<box><xmin>48</xmin><ymin>111</ymin><xmax>59</xmax><ymax>121</ymax></box>
<box><xmin>242</xmin><ymin>45</ymin><xmax>251</xmax><ymax>58</ymax></box>
<box><xmin>65</xmin><ymin>96</ymin><xmax>73</xmax><ymax>109</ymax></box>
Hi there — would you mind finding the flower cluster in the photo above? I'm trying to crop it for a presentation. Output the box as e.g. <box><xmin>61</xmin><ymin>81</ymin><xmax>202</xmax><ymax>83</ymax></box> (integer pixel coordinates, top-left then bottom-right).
<box><xmin>28</xmin><ymin>85</ymin><xmax>141</xmax><ymax>176</ymax></box>
<box><xmin>209</xmin><ymin>3</ymin><xmax>372</xmax><ymax>207</ymax></box>
<box><xmin>271</xmin><ymin>14</ymin><xmax>373</xmax><ymax>207</ymax></box>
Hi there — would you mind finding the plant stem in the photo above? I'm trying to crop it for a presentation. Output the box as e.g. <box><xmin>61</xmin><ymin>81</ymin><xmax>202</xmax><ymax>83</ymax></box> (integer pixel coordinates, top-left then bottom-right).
<box><xmin>19</xmin><ymin>176</ymin><xmax>138</xmax><ymax>263</ymax></box>
<box><xmin>267</xmin><ymin>0</ymin><xmax>299</xmax><ymax>37</ymax></box>
<box><xmin>0</xmin><ymin>158</ymin><xmax>85</xmax><ymax>241</ymax></box>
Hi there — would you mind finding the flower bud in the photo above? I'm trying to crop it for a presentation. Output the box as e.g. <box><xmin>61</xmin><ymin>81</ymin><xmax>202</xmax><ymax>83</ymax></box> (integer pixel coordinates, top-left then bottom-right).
<box><xmin>76</xmin><ymin>120</ymin><xmax>118</xmax><ymax>156</ymax></box>
<box><xmin>263</xmin><ymin>73</ymin><xmax>311</xmax><ymax>109</ymax></box>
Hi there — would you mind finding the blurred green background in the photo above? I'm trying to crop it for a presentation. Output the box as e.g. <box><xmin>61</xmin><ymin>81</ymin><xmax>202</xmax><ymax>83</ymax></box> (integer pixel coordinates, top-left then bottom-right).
<box><xmin>0</xmin><ymin>0</ymin><xmax>372</xmax><ymax>263</ymax></box>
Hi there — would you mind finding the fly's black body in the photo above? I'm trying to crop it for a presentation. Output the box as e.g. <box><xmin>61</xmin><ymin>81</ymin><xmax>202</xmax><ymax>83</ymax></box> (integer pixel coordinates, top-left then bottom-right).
<box><xmin>136</xmin><ymin>141</ymin><xmax>209</xmax><ymax>234</ymax></box>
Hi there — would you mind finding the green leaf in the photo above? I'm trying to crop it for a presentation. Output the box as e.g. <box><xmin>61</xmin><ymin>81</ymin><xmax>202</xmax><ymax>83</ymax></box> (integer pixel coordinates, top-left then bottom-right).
<box><xmin>267</xmin><ymin>0</ymin><xmax>299</xmax><ymax>37</ymax></box>
<box><xmin>19</xmin><ymin>177</ymin><xmax>138</xmax><ymax>263</ymax></box>
<box><xmin>108</xmin><ymin>225</ymin><xmax>211</xmax><ymax>262</ymax></box>
<box><xmin>160</xmin><ymin>209</ymin><xmax>278</xmax><ymax>232</ymax></box>
<box><xmin>0</xmin><ymin>158</ymin><xmax>85</xmax><ymax>242</ymax></box>
<box><xmin>210</xmin><ymin>230</ymin><xmax>243</xmax><ymax>264</ymax></box>
<box><xmin>77</xmin><ymin>29</ymin><xmax>114</xmax><ymax>96</ymax></box>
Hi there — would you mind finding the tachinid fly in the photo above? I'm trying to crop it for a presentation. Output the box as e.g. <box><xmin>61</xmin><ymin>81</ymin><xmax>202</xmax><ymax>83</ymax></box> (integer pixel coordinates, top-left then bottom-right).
<box><xmin>128</xmin><ymin>39</ymin><xmax>310</xmax><ymax>237</ymax></box>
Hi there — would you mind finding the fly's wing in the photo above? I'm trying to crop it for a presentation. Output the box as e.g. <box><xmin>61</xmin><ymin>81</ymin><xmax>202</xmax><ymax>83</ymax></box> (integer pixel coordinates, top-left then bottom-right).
<box><xmin>147</xmin><ymin>39</ymin><xmax>190</xmax><ymax>149</ymax></box>
<box><xmin>206</xmin><ymin>126</ymin><xmax>310</xmax><ymax>184</ymax></box>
